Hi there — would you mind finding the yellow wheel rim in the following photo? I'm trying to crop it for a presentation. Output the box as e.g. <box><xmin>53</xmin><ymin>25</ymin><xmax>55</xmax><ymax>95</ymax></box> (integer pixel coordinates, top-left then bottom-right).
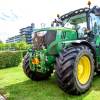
<box><xmin>77</xmin><ymin>56</ymin><xmax>91</xmax><ymax>84</ymax></box>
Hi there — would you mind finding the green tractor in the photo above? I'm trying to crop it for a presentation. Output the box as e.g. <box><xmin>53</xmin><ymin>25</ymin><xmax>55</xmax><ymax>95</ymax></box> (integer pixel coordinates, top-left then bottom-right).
<box><xmin>23</xmin><ymin>4</ymin><xmax>100</xmax><ymax>94</ymax></box>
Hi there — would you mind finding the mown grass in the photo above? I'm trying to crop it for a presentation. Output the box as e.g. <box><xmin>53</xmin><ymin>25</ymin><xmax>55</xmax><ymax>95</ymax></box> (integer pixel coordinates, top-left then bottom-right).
<box><xmin>0</xmin><ymin>66</ymin><xmax>100</xmax><ymax>100</ymax></box>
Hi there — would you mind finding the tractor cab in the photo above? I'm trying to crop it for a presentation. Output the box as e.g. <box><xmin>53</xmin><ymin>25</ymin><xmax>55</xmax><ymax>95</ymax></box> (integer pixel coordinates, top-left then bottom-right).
<box><xmin>52</xmin><ymin>8</ymin><xmax>89</xmax><ymax>39</ymax></box>
<box><xmin>63</xmin><ymin>11</ymin><xmax>88</xmax><ymax>38</ymax></box>
<box><xmin>52</xmin><ymin>6</ymin><xmax>100</xmax><ymax>41</ymax></box>
<box><xmin>52</xmin><ymin>8</ymin><xmax>90</xmax><ymax>39</ymax></box>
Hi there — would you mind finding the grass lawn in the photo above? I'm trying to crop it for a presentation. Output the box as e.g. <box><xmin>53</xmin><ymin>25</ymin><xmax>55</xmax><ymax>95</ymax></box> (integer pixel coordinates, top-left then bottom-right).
<box><xmin>0</xmin><ymin>66</ymin><xmax>100</xmax><ymax>100</ymax></box>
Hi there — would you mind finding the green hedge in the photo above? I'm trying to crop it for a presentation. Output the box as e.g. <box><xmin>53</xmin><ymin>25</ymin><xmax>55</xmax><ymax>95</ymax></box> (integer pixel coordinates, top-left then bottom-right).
<box><xmin>0</xmin><ymin>51</ymin><xmax>22</xmax><ymax>69</ymax></box>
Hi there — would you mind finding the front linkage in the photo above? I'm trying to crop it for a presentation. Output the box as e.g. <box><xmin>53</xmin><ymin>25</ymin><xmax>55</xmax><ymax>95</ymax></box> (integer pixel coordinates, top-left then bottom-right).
<box><xmin>28</xmin><ymin>48</ymin><xmax>53</xmax><ymax>73</ymax></box>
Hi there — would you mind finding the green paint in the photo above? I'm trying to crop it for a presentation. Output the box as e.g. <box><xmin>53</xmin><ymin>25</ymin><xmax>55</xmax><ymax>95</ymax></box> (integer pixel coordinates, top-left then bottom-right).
<box><xmin>96</xmin><ymin>35</ymin><xmax>100</xmax><ymax>64</ymax></box>
<box><xmin>28</xmin><ymin>27</ymin><xmax>78</xmax><ymax>73</ymax></box>
<box><xmin>28</xmin><ymin>26</ymin><xmax>100</xmax><ymax>73</ymax></box>
<box><xmin>25</xmin><ymin>5</ymin><xmax>100</xmax><ymax>73</ymax></box>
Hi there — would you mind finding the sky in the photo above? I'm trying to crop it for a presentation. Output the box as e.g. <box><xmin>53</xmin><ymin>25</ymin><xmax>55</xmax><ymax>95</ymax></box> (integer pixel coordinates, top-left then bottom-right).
<box><xmin>0</xmin><ymin>0</ymin><xmax>99</xmax><ymax>42</ymax></box>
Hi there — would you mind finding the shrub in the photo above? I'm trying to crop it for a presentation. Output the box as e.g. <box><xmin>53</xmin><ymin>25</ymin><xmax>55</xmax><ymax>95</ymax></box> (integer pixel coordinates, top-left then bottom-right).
<box><xmin>0</xmin><ymin>51</ymin><xmax>22</xmax><ymax>69</ymax></box>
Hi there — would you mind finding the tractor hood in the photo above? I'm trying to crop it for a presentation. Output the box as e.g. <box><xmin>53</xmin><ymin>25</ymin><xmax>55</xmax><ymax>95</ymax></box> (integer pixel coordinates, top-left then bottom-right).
<box><xmin>33</xmin><ymin>27</ymin><xmax>76</xmax><ymax>33</ymax></box>
<box><xmin>32</xmin><ymin>27</ymin><xmax>77</xmax><ymax>55</ymax></box>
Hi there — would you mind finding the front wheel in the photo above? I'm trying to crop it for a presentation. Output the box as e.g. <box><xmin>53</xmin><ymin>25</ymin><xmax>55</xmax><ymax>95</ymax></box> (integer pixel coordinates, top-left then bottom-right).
<box><xmin>23</xmin><ymin>53</ymin><xmax>53</xmax><ymax>81</ymax></box>
<box><xmin>55</xmin><ymin>45</ymin><xmax>94</xmax><ymax>94</ymax></box>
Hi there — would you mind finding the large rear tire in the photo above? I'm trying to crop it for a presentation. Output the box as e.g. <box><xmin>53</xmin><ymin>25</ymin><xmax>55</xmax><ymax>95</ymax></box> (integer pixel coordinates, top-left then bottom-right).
<box><xmin>55</xmin><ymin>45</ymin><xmax>94</xmax><ymax>94</ymax></box>
<box><xmin>23</xmin><ymin>53</ymin><xmax>53</xmax><ymax>81</ymax></box>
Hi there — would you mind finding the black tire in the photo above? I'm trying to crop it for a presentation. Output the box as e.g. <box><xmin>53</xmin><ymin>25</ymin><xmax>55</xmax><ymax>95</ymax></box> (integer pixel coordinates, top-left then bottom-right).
<box><xmin>55</xmin><ymin>45</ymin><xmax>94</xmax><ymax>95</ymax></box>
<box><xmin>23</xmin><ymin>53</ymin><xmax>53</xmax><ymax>81</ymax></box>
<box><xmin>95</xmin><ymin>64</ymin><xmax>100</xmax><ymax>74</ymax></box>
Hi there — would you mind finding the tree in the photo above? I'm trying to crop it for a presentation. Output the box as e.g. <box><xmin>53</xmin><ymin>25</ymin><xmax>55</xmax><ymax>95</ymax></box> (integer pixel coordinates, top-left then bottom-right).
<box><xmin>10</xmin><ymin>43</ymin><xmax>17</xmax><ymax>50</ymax></box>
<box><xmin>16</xmin><ymin>41</ymin><xmax>28</xmax><ymax>50</ymax></box>
<box><xmin>0</xmin><ymin>41</ymin><xmax>31</xmax><ymax>51</ymax></box>
<box><xmin>5</xmin><ymin>43</ymin><xmax>11</xmax><ymax>50</ymax></box>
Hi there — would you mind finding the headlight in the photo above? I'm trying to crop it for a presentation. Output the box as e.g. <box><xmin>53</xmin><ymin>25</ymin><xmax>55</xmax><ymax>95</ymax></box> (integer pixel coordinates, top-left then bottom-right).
<box><xmin>32</xmin><ymin>32</ymin><xmax>35</xmax><ymax>38</ymax></box>
<box><xmin>36</xmin><ymin>31</ymin><xmax>47</xmax><ymax>36</ymax></box>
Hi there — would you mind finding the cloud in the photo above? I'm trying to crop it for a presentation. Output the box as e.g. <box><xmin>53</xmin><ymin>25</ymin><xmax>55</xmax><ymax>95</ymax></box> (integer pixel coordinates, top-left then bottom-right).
<box><xmin>0</xmin><ymin>0</ymin><xmax>100</xmax><ymax>42</ymax></box>
<box><xmin>0</xmin><ymin>9</ymin><xmax>19</xmax><ymax>21</ymax></box>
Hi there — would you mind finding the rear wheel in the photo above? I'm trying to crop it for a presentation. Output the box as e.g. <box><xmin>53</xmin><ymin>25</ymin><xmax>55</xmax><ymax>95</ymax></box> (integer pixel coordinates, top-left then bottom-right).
<box><xmin>55</xmin><ymin>45</ymin><xmax>94</xmax><ymax>94</ymax></box>
<box><xmin>23</xmin><ymin>53</ymin><xmax>53</xmax><ymax>81</ymax></box>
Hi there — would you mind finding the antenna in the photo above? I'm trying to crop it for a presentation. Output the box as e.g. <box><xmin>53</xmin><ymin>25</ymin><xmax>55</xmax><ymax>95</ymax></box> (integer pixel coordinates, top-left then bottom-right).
<box><xmin>57</xmin><ymin>14</ymin><xmax>60</xmax><ymax>18</ymax></box>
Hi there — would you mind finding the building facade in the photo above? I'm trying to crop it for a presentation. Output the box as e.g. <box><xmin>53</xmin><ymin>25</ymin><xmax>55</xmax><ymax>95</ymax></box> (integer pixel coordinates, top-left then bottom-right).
<box><xmin>20</xmin><ymin>23</ymin><xmax>34</xmax><ymax>44</ymax></box>
<box><xmin>6</xmin><ymin>23</ymin><xmax>35</xmax><ymax>44</ymax></box>
<box><xmin>6</xmin><ymin>35</ymin><xmax>22</xmax><ymax>43</ymax></box>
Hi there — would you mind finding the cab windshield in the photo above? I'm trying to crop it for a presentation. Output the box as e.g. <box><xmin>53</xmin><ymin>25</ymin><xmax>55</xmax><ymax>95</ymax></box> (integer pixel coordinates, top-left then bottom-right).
<box><xmin>64</xmin><ymin>13</ymin><xmax>87</xmax><ymax>37</ymax></box>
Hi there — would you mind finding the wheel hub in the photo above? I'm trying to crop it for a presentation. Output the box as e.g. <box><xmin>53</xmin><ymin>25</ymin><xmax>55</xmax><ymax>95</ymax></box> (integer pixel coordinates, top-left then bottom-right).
<box><xmin>77</xmin><ymin>56</ymin><xmax>91</xmax><ymax>84</ymax></box>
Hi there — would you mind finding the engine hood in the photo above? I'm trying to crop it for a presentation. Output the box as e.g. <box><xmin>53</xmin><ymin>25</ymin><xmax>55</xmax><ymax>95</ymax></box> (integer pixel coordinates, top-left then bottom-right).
<box><xmin>33</xmin><ymin>27</ymin><xmax>76</xmax><ymax>33</ymax></box>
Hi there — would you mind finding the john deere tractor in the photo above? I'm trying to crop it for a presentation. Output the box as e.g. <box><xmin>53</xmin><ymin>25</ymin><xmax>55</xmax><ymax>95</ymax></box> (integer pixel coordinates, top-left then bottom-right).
<box><xmin>23</xmin><ymin>4</ymin><xmax>100</xmax><ymax>94</ymax></box>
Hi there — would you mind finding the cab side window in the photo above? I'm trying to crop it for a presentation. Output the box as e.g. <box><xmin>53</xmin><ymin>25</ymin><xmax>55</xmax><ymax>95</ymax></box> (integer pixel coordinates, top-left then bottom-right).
<box><xmin>90</xmin><ymin>13</ymin><xmax>100</xmax><ymax>35</ymax></box>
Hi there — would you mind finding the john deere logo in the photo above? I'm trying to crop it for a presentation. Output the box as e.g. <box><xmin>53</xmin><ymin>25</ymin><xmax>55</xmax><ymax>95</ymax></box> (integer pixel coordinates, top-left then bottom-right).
<box><xmin>0</xmin><ymin>94</ymin><xmax>6</xmax><ymax>100</ymax></box>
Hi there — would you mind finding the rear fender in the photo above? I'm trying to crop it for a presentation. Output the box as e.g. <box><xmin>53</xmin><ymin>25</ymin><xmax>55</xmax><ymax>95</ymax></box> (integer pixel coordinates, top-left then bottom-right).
<box><xmin>63</xmin><ymin>40</ymin><xmax>97</xmax><ymax>69</ymax></box>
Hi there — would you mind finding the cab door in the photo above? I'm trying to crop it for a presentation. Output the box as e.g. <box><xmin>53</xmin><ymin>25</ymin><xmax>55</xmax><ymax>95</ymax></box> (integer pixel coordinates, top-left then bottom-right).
<box><xmin>96</xmin><ymin>36</ymin><xmax>100</xmax><ymax>65</ymax></box>
<box><xmin>90</xmin><ymin>13</ymin><xmax>100</xmax><ymax>64</ymax></box>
